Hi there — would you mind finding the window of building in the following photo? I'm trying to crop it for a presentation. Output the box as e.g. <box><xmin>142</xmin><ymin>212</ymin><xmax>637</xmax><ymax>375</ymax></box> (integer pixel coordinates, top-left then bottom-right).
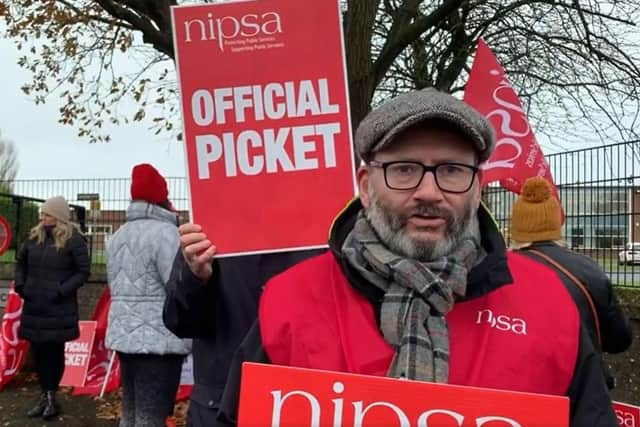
<box><xmin>87</xmin><ymin>225</ymin><xmax>113</xmax><ymax>235</ymax></box>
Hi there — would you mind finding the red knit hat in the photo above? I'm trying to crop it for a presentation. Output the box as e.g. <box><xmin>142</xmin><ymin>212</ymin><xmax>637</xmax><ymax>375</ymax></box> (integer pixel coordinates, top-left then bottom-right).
<box><xmin>130</xmin><ymin>163</ymin><xmax>169</xmax><ymax>204</ymax></box>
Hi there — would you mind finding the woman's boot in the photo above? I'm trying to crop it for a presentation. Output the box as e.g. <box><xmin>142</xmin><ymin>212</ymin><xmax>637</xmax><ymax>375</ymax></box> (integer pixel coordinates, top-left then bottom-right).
<box><xmin>26</xmin><ymin>393</ymin><xmax>47</xmax><ymax>418</ymax></box>
<box><xmin>41</xmin><ymin>390</ymin><xmax>59</xmax><ymax>420</ymax></box>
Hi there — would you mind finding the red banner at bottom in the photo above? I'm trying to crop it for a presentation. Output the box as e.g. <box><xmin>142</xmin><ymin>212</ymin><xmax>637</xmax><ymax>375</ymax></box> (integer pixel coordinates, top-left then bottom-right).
<box><xmin>614</xmin><ymin>401</ymin><xmax>640</xmax><ymax>427</ymax></box>
<box><xmin>238</xmin><ymin>363</ymin><xmax>569</xmax><ymax>427</ymax></box>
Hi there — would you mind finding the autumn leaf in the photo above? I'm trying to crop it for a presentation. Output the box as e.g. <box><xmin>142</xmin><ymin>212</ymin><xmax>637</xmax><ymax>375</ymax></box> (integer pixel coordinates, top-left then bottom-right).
<box><xmin>133</xmin><ymin>109</ymin><xmax>145</xmax><ymax>121</ymax></box>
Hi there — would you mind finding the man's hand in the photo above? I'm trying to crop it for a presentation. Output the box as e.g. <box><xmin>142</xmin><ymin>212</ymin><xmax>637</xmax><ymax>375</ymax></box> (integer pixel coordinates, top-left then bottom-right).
<box><xmin>179</xmin><ymin>223</ymin><xmax>217</xmax><ymax>282</ymax></box>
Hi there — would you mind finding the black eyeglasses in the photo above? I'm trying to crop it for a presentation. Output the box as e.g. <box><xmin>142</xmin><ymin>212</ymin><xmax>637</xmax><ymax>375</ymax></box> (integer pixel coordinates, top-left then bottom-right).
<box><xmin>368</xmin><ymin>160</ymin><xmax>479</xmax><ymax>193</ymax></box>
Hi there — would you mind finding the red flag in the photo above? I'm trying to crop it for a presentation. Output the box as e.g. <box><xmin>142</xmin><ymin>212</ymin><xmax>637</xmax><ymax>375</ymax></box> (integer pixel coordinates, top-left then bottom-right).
<box><xmin>0</xmin><ymin>282</ymin><xmax>29</xmax><ymax>390</ymax></box>
<box><xmin>464</xmin><ymin>39</ymin><xmax>559</xmax><ymax>197</ymax></box>
<box><xmin>72</xmin><ymin>287</ymin><xmax>120</xmax><ymax>395</ymax></box>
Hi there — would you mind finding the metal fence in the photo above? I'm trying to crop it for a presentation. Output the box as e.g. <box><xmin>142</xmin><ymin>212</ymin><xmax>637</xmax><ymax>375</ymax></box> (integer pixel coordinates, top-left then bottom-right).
<box><xmin>2</xmin><ymin>140</ymin><xmax>640</xmax><ymax>286</ymax></box>
<box><xmin>0</xmin><ymin>178</ymin><xmax>188</xmax><ymax>264</ymax></box>
<box><xmin>0</xmin><ymin>193</ymin><xmax>87</xmax><ymax>259</ymax></box>
<box><xmin>484</xmin><ymin>140</ymin><xmax>640</xmax><ymax>287</ymax></box>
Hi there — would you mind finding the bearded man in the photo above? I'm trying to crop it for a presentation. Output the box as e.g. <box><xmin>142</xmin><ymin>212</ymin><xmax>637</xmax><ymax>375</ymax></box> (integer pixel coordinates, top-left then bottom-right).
<box><xmin>186</xmin><ymin>88</ymin><xmax>617</xmax><ymax>427</ymax></box>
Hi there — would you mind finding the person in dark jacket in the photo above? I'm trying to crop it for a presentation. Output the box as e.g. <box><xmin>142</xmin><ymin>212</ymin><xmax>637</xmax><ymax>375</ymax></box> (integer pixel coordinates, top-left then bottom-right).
<box><xmin>510</xmin><ymin>176</ymin><xmax>633</xmax><ymax>386</ymax></box>
<box><xmin>213</xmin><ymin>88</ymin><xmax>617</xmax><ymax>427</ymax></box>
<box><xmin>163</xmin><ymin>230</ymin><xmax>320</xmax><ymax>426</ymax></box>
<box><xmin>14</xmin><ymin>195</ymin><xmax>90</xmax><ymax>420</ymax></box>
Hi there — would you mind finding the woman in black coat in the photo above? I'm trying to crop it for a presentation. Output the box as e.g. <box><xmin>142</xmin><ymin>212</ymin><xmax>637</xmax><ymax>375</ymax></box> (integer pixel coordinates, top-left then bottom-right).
<box><xmin>14</xmin><ymin>196</ymin><xmax>90</xmax><ymax>420</ymax></box>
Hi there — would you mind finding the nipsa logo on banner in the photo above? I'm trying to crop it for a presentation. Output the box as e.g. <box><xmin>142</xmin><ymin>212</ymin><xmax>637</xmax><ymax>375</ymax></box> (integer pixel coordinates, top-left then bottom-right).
<box><xmin>270</xmin><ymin>382</ymin><xmax>524</xmax><ymax>427</ymax></box>
<box><xmin>183</xmin><ymin>12</ymin><xmax>283</xmax><ymax>52</ymax></box>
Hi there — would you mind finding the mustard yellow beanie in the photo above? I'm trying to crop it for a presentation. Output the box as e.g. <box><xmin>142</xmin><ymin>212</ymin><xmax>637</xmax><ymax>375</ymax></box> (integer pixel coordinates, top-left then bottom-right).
<box><xmin>511</xmin><ymin>177</ymin><xmax>561</xmax><ymax>243</ymax></box>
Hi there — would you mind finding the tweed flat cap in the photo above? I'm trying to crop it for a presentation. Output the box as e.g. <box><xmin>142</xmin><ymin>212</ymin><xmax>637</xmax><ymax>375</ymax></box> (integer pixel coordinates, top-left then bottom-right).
<box><xmin>355</xmin><ymin>88</ymin><xmax>495</xmax><ymax>162</ymax></box>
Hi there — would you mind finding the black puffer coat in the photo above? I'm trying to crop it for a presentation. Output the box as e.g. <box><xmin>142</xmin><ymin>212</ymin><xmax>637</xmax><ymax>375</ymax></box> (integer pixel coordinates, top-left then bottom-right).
<box><xmin>14</xmin><ymin>226</ymin><xmax>90</xmax><ymax>343</ymax></box>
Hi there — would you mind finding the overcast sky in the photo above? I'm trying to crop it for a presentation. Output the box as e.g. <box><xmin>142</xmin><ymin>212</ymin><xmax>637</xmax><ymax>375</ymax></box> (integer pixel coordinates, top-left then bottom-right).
<box><xmin>1</xmin><ymin>30</ymin><xmax>632</xmax><ymax>185</ymax></box>
<box><xmin>0</xmin><ymin>37</ymin><xmax>187</xmax><ymax>181</ymax></box>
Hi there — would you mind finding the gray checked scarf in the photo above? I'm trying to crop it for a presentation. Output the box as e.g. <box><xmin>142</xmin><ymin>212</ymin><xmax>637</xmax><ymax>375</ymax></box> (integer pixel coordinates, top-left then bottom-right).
<box><xmin>341</xmin><ymin>211</ymin><xmax>484</xmax><ymax>383</ymax></box>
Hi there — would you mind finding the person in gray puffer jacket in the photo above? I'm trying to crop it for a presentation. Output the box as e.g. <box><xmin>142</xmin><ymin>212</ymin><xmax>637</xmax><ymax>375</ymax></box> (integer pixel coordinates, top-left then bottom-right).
<box><xmin>106</xmin><ymin>163</ymin><xmax>191</xmax><ymax>427</ymax></box>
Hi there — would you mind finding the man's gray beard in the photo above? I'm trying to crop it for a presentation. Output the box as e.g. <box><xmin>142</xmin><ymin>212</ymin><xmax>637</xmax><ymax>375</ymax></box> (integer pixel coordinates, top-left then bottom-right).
<box><xmin>365</xmin><ymin>189</ymin><xmax>480</xmax><ymax>262</ymax></box>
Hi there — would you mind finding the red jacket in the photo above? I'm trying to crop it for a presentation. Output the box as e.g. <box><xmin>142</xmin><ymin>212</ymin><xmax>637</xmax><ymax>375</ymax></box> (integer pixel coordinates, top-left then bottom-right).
<box><xmin>260</xmin><ymin>250</ymin><xmax>576</xmax><ymax>396</ymax></box>
<box><xmin>216</xmin><ymin>201</ymin><xmax>616</xmax><ymax>427</ymax></box>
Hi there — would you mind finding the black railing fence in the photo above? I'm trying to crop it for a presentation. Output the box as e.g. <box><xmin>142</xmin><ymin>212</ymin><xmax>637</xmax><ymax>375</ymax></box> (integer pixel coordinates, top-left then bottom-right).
<box><xmin>0</xmin><ymin>193</ymin><xmax>87</xmax><ymax>257</ymax></box>
<box><xmin>2</xmin><ymin>140</ymin><xmax>640</xmax><ymax>286</ymax></box>
<box><xmin>484</xmin><ymin>140</ymin><xmax>640</xmax><ymax>287</ymax></box>
<box><xmin>0</xmin><ymin>178</ymin><xmax>188</xmax><ymax>264</ymax></box>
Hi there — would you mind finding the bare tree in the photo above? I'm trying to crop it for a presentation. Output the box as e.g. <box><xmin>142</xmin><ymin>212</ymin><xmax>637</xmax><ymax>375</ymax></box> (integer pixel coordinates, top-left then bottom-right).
<box><xmin>0</xmin><ymin>131</ymin><xmax>19</xmax><ymax>191</ymax></box>
<box><xmin>377</xmin><ymin>1</ymin><xmax>640</xmax><ymax>148</ymax></box>
<box><xmin>1</xmin><ymin>0</ymin><xmax>639</xmax><ymax>148</ymax></box>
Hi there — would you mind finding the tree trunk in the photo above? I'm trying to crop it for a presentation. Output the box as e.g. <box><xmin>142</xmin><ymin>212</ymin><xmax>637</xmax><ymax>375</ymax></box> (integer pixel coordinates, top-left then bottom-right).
<box><xmin>344</xmin><ymin>0</ymin><xmax>380</xmax><ymax>165</ymax></box>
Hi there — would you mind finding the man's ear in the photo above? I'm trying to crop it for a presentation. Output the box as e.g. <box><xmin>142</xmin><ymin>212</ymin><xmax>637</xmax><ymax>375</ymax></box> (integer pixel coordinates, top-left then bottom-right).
<box><xmin>474</xmin><ymin>168</ymin><xmax>484</xmax><ymax>209</ymax></box>
<box><xmin>357</xmin><ymin>166</ymin><xmax>370</xmax><ymax>208</ymax></box>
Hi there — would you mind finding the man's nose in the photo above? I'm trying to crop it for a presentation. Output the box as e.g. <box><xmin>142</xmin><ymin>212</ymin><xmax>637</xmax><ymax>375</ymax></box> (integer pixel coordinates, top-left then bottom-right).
<box><xmin>412</xmin><ymin>171</ymin><xmax>444</xmax><ymax>202</ymax></box>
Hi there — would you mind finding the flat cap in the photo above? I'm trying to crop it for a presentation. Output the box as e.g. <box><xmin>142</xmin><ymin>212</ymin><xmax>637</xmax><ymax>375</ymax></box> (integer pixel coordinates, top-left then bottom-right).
<box><xmin>355</xmin><ymin>88</ymin><xmax>495</xmax><ymax>162</ymax></box>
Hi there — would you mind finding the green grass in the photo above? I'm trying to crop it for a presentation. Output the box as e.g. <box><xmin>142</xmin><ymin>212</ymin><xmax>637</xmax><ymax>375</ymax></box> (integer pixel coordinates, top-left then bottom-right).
<box><xmin>594</xmin><ymin>257</ymin><xmax>640</xmax><ymax>287</ymax></box>
<box><xmin>596</xmin><ymin>257</ymin><xmax>640</xmax><ymax>272</ymax></box>
<box><xmin>90</xmin><ymin>250</ymin><xmax>106</xmax><ymax>264</ymax></box>
<box><xmin>0</xmin><ymin>249</ymin><xmax>15</xmax><ymax>262</ymax></box>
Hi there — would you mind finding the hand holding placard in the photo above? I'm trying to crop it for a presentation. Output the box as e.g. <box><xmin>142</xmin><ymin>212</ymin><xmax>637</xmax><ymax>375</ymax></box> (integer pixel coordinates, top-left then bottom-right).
<box><xmin>179</xmin><ymin>223</ymin><xmax>216</xmax><ymax>282</ymax></box>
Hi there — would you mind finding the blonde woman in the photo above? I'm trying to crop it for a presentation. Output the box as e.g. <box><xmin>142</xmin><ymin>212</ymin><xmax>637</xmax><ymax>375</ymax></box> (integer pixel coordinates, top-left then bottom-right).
<box><xmin>14</xmin><ymin>196</ymin><xmax>90</xmax><ymax>420</ymax></box>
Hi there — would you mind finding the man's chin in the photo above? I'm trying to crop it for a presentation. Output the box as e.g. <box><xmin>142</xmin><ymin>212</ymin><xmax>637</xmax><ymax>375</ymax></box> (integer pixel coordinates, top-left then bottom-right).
<box><xmin>405</xmin><ymin>227</ymin><xmax>444</xmax><ymax>243</ymax></box>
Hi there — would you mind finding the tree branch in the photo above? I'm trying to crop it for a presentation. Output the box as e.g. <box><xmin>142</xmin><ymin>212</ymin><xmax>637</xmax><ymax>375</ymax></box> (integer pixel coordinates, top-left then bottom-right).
<box><xmin>56</xmin><ymin>0</ymin><xmax>135</xmax><ymax>30</ymax></box>
<box><xmin>94</xmin><ymin>0</ymin><xmax>174</xmax><ymax>58</ymax></box>
<box><xmin>373</xmin><ymin>0</ymin><xmax>465</xmax><ymax>86</ymax></box>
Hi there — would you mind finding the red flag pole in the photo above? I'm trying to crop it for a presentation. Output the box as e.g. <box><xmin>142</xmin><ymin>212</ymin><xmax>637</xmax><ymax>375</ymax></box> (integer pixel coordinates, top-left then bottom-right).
<box><xmin>100</xmin><ymin>350</ymin><xmax>116</xmax><ymax>398</ymax></box>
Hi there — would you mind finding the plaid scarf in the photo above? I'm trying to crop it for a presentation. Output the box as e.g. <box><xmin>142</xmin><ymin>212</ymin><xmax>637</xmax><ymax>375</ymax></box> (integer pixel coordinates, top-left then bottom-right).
<box><xmin>341</xmin><ymin>211</ymin><xmax>483</xmax><ymax>382</ymax></box>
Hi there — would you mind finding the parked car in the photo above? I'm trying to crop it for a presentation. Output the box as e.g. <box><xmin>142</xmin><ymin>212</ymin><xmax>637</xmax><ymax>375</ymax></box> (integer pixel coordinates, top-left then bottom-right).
<box><xmin>618</xmin><ymin>242</ymin><xmax>640</xmax><ymax>265</ymax></box>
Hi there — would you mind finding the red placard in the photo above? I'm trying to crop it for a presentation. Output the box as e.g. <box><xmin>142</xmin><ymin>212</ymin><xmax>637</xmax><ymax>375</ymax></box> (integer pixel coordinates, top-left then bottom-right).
<box><xmin>60</xmin><ymin>321</ymin><xmax>97</xmax><ymax>387</ymax></box>
<box><xmin>171</xmin><ymin>0</ymin><xmax>356</xmax><ymax>256</ymax></box>
<box><xmin>0</xmin><ymin>215</ymin><xmax>11</xmax><ymax>257</ymax></box>
<box><xmin>72</xmin><ymin>288</ymin><xmax>120</xmax><ymax>396</ymax></box>
<box><xmin>238</xmin><ymin>363</ymin><xmax>569</xmax><ymax>427</ymax></box>
<box><xmin>614</xmin><ymin>401</ymin><xmax>640</xmax><ymax>427</ymax></box>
